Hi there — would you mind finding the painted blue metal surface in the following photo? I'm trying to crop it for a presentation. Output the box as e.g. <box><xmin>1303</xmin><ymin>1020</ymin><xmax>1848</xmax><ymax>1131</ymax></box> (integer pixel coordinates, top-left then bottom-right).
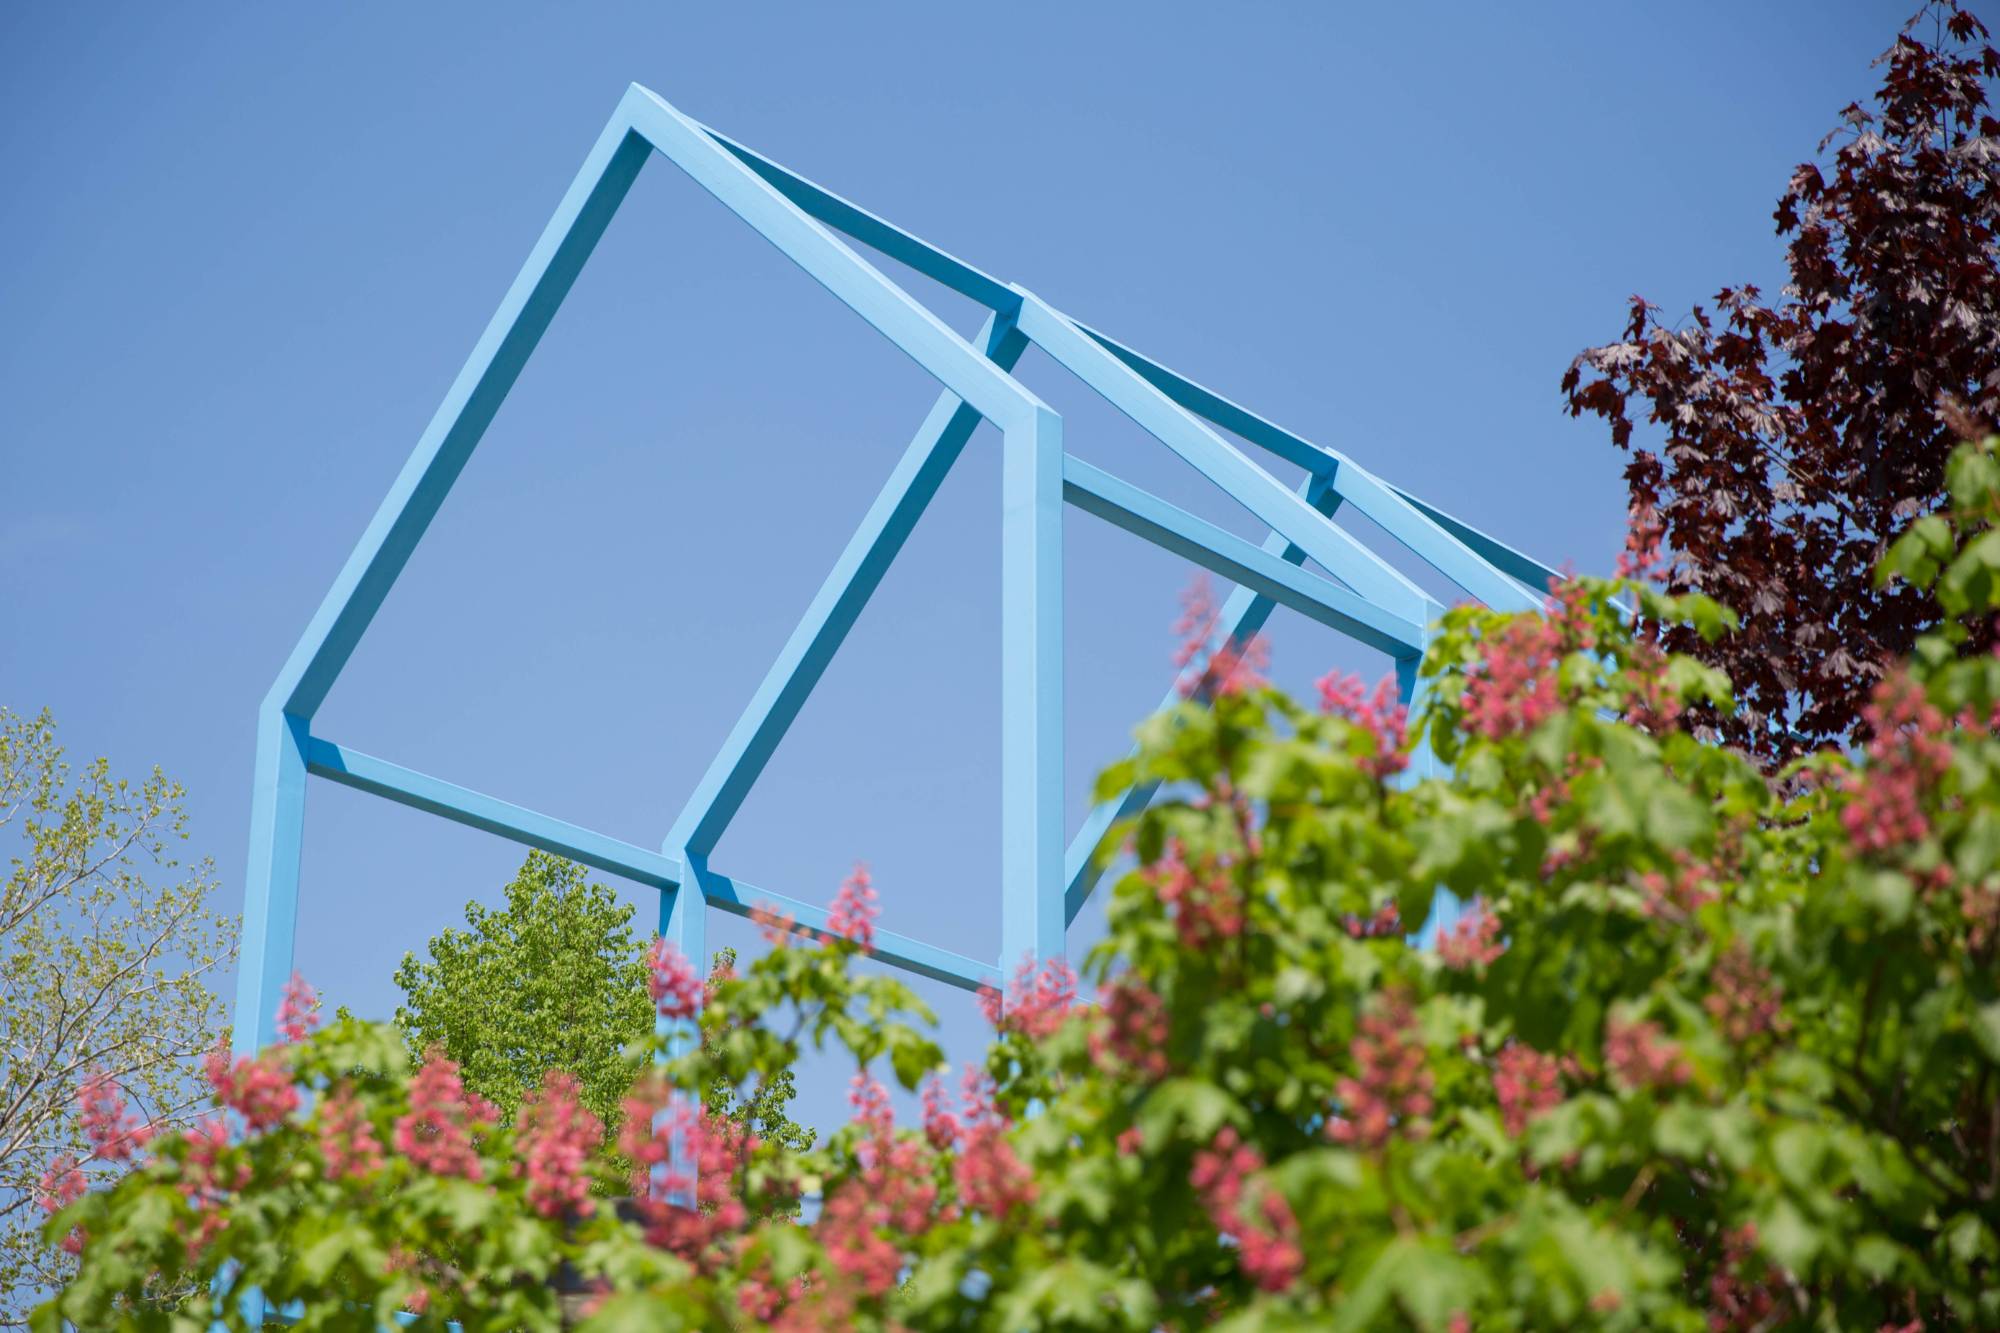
<box><xmin>234</xmin><ymin>82</ymin><xmax>1552</xmax><ymax>1055</ymax></box>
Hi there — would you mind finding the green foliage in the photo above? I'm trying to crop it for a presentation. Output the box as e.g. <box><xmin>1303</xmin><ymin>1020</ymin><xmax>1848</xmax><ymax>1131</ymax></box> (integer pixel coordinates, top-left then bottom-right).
<box><xmin>0</xmin><ymin>710</ymin><xmax>235</xmax><ymax>1325</ymax></box>
<box><xmin>39</xmin><ymin>444</ymin><xmax>2000</xmax><ymax>1328</ymax></box>
<box><xmin>393</xmin><ymin>852</ymin><xmax>653</xmax><ymax>1128</ymax></box>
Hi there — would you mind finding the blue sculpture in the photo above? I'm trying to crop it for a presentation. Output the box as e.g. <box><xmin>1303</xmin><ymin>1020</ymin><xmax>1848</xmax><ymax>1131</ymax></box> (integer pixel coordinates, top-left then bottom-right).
<box><xmin>233</xmin><ymin>85</ymin><xmax>1557</xmax><ymax>1053</ymax></box>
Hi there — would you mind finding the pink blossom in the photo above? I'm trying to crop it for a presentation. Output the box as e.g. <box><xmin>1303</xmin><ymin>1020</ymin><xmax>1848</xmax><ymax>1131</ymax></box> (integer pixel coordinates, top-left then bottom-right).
<box><xmin>826</xmin><ymin>863</ymin><xmax>879</xmax><ymax>951</ymax></box>
<box><xmin>1173</xmin><ymin>576</ymin><xmax>1269</xmax><ymax>699</ymax></box>
<box><xmin>953</xmin><ymin>1067</ymin><xmax>1035</xmax><ymax>1218</ymax></box>
<box><xmin>1703</xmin><ymin>946</ymin><xmax>1784</xmax><ymax>1045</ymax></box>
<box><xmin>1328</xmin><ymin>992</ymin><xmax>1433</xmax><ymax>1150</ymax></box>
<box><xmin>393</xmin><ymin>1054</ymin><xmax>496</xmax><ymax>1180</ymax></box>
<box><xmin>179</xmin><ymin>1114</ymin><xmax>248</xmax><ymax>1230</ymax></box>
<box><xmin>1315</xmin><ymin>669</ymin><xmax>1409</xmax><ymax>779</ymax></box>
<box><xmin>36</xmin><ymin>1154</ymin><xmax>88</xmax><ymax>1254</ymax></box>
<box><xmin>1437</xmin><ymin>900</ymin><xmax>1506</xmax><ymax>970</ymax></box>
<box><xmin>1707</xmin><ymin>1223</ymin><xmax>1777</xmax><ymax>1331</ymax></box>
<box><xmin>276</xmin><ymin>971</ymin><xmax>321</xmax><ymax>1044</ymax></box>
<box><xmin>1460</xmin><ymin>615</ymin><xmax>1565</xmax><ymax>739</ymax></box>
<box><xmin>1492</xmin><ymin>1043</ymin><xmax>1564</xmax><ymax>1137</ymax></box>
<box><xmin>516</xmin><ymin>1070</ymin><xmax>603</xmax><ymax>1219</ymax></box>
<box><xmin>77</xmin><ymin>1071</ymin><xmax>153</xmax><ymax>1162</ymax></box>
<box><xmin>1603</xmin><ymin>1016</ymin><xmax>1691</xmax><ymax>1092</ymax></box>
<box><xmin>1116</xmin><ymin>1127</ymin><xmax>1144</xmax><ymax>1156</ymax></box>
<box><xmin>982</xmin><ymin>955</ymin><xmax>1079</xmax><ymax>1040</ymax></box>
<box><xmin>1617</xmin><ymin>502</ymin><xmax>1668</xmax><ymax>582</ymax></box>
<box><xmin>1345</xmin><ymin>900</ymin><xmax>1403</xmax><ymax>939</ymax></box>
<box><xmin>920</xmin><ymin>1072</ymin><xmax>961</xmax><ymax>1151</ymax></box>
<box><xmin>203</xmin><ymin>1039</ymin><xmax>299</xmax><ymax>1132</ymax></box>
<box><xmin>618</xmin><ymin>1078</ymin><xmax>754</xmax><ymax>1266</ymax></box>
<box><xmin>1190</xmin><ymin>1127</ymin><xmax>1302</xmax><ymax>1292</ymax></box>
<box><xmin>316</xmin><ymin>1084</ymin><xmax>385</xmax><ymax>1181</ymax></box>
<box><xmin>816</xmin><ymin>1076</ymin><xmax>951</xmax><ymax>1295</ymax></box>
<box><xmin>1148</xmin><ymin>841</ymin><xmax>1244</xmax><ymax>947</ymax></box>
<box><xmin>1841</xmin><ymin>672</ymin><xmax>1953</xmax><ymax>855</ymax></box>
<box><xmin>749</xmin><ymin>901</ymin><xmax>797</xmax><ymax>947</ymax></box>
<box><xmin>1091</xmin><ymin>976</ymin><xmax>1170</xmax><ymax>1080</ymax></box>
<box><xmin>646</xmin><ymin>939</ymin><xmax>703</xmax><ymax>1021</ymax></box>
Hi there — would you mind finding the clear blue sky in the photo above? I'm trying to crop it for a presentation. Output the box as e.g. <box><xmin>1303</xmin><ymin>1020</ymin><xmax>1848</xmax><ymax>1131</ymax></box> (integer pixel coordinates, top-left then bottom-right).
<box><xmin>0</xmin><ymin>0</ymin><xmax>1899</xmax><ymax>1129</ymax></box>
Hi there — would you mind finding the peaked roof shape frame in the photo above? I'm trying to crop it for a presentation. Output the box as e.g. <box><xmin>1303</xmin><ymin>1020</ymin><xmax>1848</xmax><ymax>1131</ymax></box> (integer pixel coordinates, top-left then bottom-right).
<box><xmin>234</xmin><ymin>83</ymin><xmax>1557</xmax><ymax>1052</ymax></box>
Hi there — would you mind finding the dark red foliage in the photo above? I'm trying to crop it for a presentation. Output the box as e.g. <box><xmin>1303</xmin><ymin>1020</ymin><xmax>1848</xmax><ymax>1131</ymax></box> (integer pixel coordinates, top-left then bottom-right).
<box><xmin>1563</xmin><ymin>3</ymin><xmax>2000</xmax><ymax>767</ymax></box>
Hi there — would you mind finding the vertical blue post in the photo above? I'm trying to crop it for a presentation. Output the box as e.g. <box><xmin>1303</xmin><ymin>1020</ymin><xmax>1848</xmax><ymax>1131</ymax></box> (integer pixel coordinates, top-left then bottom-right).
<box><xmin>232</xmin><ymin>709</ymin><xmax>309</xmax><ymax>1055</ymax></box>
<box><xmin>1397</xmin><ymin>644</ymin><xmax>1463</xmax><ymax>942</ymax></box>
<box><xmin>1000</xmin><ymin>406</ymin><xmax>1066</xmax><ymax>969</ymax></box>
<box><xmin>656</xmin><ymin>852</ymin><xmax>708</xmax><ymax>1208</ymax></box>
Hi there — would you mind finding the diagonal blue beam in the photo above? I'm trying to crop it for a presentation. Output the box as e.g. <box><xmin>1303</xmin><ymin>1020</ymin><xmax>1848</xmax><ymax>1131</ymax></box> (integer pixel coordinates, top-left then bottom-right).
<box><xmin>1068</xmin><ymin>319</ymin><xmax>1539</xmax><ymax>613</ymax></box>
<box><xmin>690</xmin><ymin>862</ymin><xmax>1002</xmax><ymax>992</ymax></box>
<box><xmin>1061</xmin><ymin>457</ymin><xmax>1424</xmax><ymax>658</ymax></box>
<box><xmin>270</xmin><ymin>120</ymin><xmax>653</xmax><ymax>721</ymax></box>
<box><xmin>665</xmin><ymin>313</ymin><xmax>1029</xmax><ymax>860</ymax></box>
<box><xmin>1385</xmin><ymin>483</ymin><xmax>1558</xmax><ymax>598</ymax></box>
<box><xmin>695</xmin><ymin>122</ymin><xmax>1018</xmax><ymax>316</ymax></box>
<box><xmin>1011</xmin><ymin>288</ymin><xmax>1433</xmax><ymax>624</ymax></box>
<box><xmin>1061</xmin><ymin>473</ymin><xmax>1349</xmax><ymax>922</ymax></box>
<box><xmin>621</xmin><ymin>86</ymin><xmax>1044</xmax><ymax>436</ymax></box>
<box><xmin>303</xmin><ymin>737</ymin><xmax>684</xmax><ymax>890</ymax></box>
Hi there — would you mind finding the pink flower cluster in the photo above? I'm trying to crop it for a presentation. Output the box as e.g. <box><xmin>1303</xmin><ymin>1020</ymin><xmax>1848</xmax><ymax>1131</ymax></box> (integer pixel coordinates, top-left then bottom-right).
<box><xmin>618</xmin><ymin>1080</ymin><xmax>753</xmax><ymax>1264</ymax></box>
<box><xmin>1147</xmin><ymin>841</ymin><xmax>1244</xmax><ymax>948</ymax></box>
<box><xmin>276</xmin><ymin>971</ymin><xmax>321</xmax><ymax>1044</ymax></box>
<box><xmin>1344</xmin><ymin>900</ymin><xmax>1403</xmax><ymax>939</ymax></box>
<box><xmin>393</xmin><ymin>1054</ymin><xmax>498</xmax><ymax>1180</ymax></box>
<box><xmin>516</xmin><ymin>1070</ymin><xmax>603</xmax><ymax>1219</ymax></box>
<box><xmin>1703</xmin><ymin>945</ymin><xmax>1783</xmax><ymax>1045</ymax></box>
<box><xmin>1437</xmin><ymin>900</ymin><xmax>1506</xmax><ymax>970</ymax></box>
<box><xmin>1841</xmin><ymin>672</ymin><xmax>1953</xmax><ymax>855</ymax></box>
<box><xmin>1638</xmin><ymin>855</ymin><xmax>1718</xmax><ymax>922</ymax></box>
<box><xmin>1705</xmin><ymin>1223</ymin><xmax>1777</xmax><ymax>1331</ymax></box>
<box><xmin>978</xmin><ymin>955</ymin><xmax>1079</xmax><ymax>1041</ymax></box>
<box><xmin>1091</xmin><ymin>976</ymin><xmax>1170</xmax><ymax>1080</ymax></box>
<box><xmin>825</xmin><ymin>863</ymin><xmax>879</xmax><ymax>951</ymax></box>
<box><xmin>1173</xmin><ymin>576</ymin><xmax>1269</xmax><ymax>699</ymax></box>
<box><xmin>1603</xmin><ymin>1016</ymin><xmax>1691</xmax><ymax>1092</ymax></box>
<box><xmin>77</xmin><ymin>1072</ymin><xmax>153</xmax><ymax>1163</ymax></box>
<box><xmin>1327</xmin><ymin>992</ymin><xmax>1434</xmax><ymax>1150</ymax></box>
<box><xmin>1616</xmin><ymin>502</ymin><xmax>1668</xmax><ymax>583</ymax></box>
<box><xmin>819</xmin><ymin>1078</ymin><xmax>951</xmax><ymax>1298</ymax></box>
<box><xmin>1315</xmin><ymin>669</ymin><xmax>1409</xmax><ymax>779</ymax></box>
<box><xmin>932</xmin><ymin>1067</ymin><xmax>1035</xmax><ymax>1219</ymax></box>
<box><xmin>749</xmin><ymin>900</ymin><xmax>798</xmax><ymax>947</ymax></box>
<box><xmin>1491</xmin><ymin>1042</ymin><xmax>1564</xmax><ymax>1137</ymax></box>
<box><xmin>647</xmin><ymin>939</ymin><xmax>704</xmax><ymax>1021</ymax></box>
<box><xmin>1460</xmin><ymin>615</ymin><xmax>1565</xmax><ymax>739</ymax></box>
<box><xmin>35</xmin><ymin>1155</ymin><xmax>88</xmax><ymax>1254</ymax></box>
<box><xmin>179</xmin><ymin>1116</ymin><xmax>246</xmax><ymax>1258</ymax></box>
<box><xmin>317</xmin><ymin>1085</ymin><xmax>385</xmax><ymax>1181</ymax></box>
<box><xmin>1189</xmin><ymin>1126</ymin><xmax>1303</xmax><ymax>1292</ymax></box>
<box><xmin>204</xmin><ymin>1040</ymin><xmax>299</xmax><ymax>1132</ymax></box>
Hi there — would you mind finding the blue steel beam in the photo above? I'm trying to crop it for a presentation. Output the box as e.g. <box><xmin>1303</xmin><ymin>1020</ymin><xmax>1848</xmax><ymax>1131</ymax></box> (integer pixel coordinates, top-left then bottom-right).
<box><xmin>693</xmin><ymin>864</ymin><xmax>1003</xmax><ymax>992</ymax></box>
<box><xmin>1062</xmin><ymin>474</ymin><xmax>1351</xmax><ymax>922</ymax></box>
<box><xmin>665</xmin><ymin>312</ymin><xmax>1031</xmax><ymax>860</ymax></box>
<box><xmin>302</xmin><ymin>737</ymin><xmax>683</xmax><ymax>890</ymax></box>
<box><xmin>622</xmin><ymin>87</ymin><xmax>1044</xmax><ymax>436</ymax></box>
<box><xmin>1011</xmin><ymin>288</ymin><xmax>1434</xmax><ymax>625</ymax></box>
<box><xmin>1062</xmin><ymin>457</ymin><xmax>1424</xmax><ymax>658</ymax></box>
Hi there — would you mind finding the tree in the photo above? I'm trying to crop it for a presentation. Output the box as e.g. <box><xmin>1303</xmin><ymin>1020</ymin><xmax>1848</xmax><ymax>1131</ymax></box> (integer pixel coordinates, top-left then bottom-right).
<box><xmin>393</xmin><ymin>851</ymin><xmax>656</xmax><ymax>1128</ymax></box>
<box><xmin>1563</xmin><ymin>1</ymin><xmax>2000</xmax><ymax>767</ymax></box>
<box><xmin>43</xmin><ymin>439</ymin><xmax>2000</xmax><ymax>1329</ymax></box>
<box><xmin>0</xmin><ymin>708</ymin><xmax>235</xmax><ymax>1327</ymax></box>
<box><xmin>393</xmin><ymin>854</ymin><xmax>811</xmax><ymax>1151</ymax></box>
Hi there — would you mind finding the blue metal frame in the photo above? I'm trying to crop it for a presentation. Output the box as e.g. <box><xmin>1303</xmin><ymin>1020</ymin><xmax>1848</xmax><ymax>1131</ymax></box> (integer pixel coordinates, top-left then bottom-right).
<box><xmin>233</xmin><ymin>83</ymin><xmax>1546</xmax><ymax>1050</ymax></box>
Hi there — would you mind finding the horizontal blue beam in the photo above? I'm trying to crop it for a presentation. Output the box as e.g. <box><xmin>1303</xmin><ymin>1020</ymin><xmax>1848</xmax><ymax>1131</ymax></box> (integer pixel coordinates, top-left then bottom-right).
<box><xmin>301</xmin><ymin>737</ymin><xmax>997</xmax><ymax>991</ymax></box>
<box><xmin>1061</xmin><ymin>456</ymin><xmax>1424</xmax><ymax>656</ymax></box>
<box><xmin>687</xmin><ymin>861</ymin><xmax>1001</xmax><ymax>992</ymax></box>
<box><xmin>302</xmin><ymin>738</ymin><xmax>684</xmax><ymax>890</ymax></box>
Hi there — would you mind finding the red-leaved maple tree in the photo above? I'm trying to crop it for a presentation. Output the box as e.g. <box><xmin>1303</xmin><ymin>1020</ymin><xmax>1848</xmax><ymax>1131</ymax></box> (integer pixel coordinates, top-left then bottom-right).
<box><xmin>1563</xmin><ymin>1</ymin><xmax>2000</xmax><ymax>767</ymax></box>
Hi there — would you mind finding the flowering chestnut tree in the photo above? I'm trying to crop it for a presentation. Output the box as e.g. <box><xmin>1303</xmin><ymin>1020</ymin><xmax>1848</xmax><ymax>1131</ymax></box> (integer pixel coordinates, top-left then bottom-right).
<box><xmin>37</xmin><ymin>440</ymin><xmax>2000</xmax><ymax>1330</ymax></box>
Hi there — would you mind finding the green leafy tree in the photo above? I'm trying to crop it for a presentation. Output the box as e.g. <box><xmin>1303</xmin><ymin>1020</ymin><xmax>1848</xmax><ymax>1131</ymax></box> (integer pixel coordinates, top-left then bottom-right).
<box><xmin>41</xmin><ymin>441</ymin><xmax>2000</xmax><ymax>1329</ymax></box>
<box><xmin>0</xmin><ymin>709</ymin><xmax>234</xmax><ymax>1327</ymax></box>
<box><xmin>392</xmin><ymin>852</ymin><xmax>654</xmax><ymax>1127</ymax></box>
